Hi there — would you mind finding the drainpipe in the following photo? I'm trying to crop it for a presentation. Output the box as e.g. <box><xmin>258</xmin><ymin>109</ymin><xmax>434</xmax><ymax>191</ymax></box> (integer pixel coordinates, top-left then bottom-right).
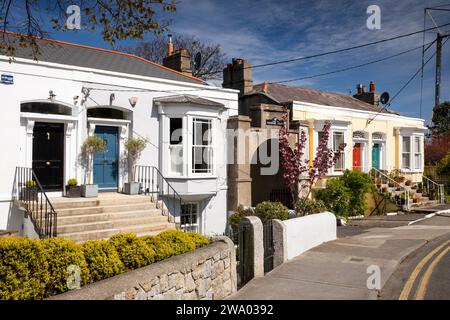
<box><xmin>394</xmin><ymin>128</ymin><xmax>400</xmax><ymax>170</ymax></box>
<box><xmin>307</xmin><ymin>120</ymin><xmax>314</xmax><ymax>167</ymax></box>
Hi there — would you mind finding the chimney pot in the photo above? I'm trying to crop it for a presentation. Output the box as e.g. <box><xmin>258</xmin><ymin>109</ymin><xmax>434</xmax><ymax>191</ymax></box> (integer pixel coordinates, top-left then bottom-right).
<box><xmin>356</xmin><ymin>84</ymin><xmax>362</xmax><ymax>95</ymax></box>
<box><xmin>362</xmin><ymin>85</ymin><xmax>367</xmax><ymax>94</ymax></box>
<box><xmin>369</xmin><ymin>81</ymin><xmax>375</xmax><ymax>93</ymax></box>
<box><xmin>262</xmin><ymin>81</ymin><xmax>269</xmax><ymax>92</ymax></box>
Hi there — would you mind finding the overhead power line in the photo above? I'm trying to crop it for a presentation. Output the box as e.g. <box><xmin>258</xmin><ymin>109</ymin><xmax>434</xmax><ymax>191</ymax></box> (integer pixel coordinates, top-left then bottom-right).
<box><xmin>205</xmin><ymin>21</ymin><xmax>450</xmax><ymax>76</ymax></box>
<box><xmin>269</xmin><ymin>40</ymin><xmax>436</xmax><ymax>85</ymax></box>
<box><xmin>366</xmin><ymin>37</ymin><xmax>449</xmax><ymax>125</ymax></box>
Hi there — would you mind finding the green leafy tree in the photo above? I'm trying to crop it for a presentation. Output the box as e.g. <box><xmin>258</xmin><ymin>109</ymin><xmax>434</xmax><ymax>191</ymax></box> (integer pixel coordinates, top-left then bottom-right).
<box><xmin>429</xmin><ymin>101</ymin><xmax>450</xmax><ymax>135</ymax></box>
<box><xmin>0</xmin><ymin>0</ymin><xmax>176</xmax><ymax>60</ymax></box>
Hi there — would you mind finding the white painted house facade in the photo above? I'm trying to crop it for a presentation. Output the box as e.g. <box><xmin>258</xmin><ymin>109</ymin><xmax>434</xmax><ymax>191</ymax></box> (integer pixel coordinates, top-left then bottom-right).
<box><xmin>0</xmin><ymin>33</ymin><xmax>238</xmax><ymax>236</ymax></box>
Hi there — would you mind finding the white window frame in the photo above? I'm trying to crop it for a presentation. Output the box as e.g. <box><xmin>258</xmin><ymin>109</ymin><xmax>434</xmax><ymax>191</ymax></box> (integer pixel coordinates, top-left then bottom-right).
<box><xmin>332</xmin><ymin>130</ymin><xmax>346</xmax><ymax>173</ymax></box>
<box><xmin>168</xmin><ymin>116</ymin><xmax>185</xmax><ymax>176</ymax></box>
<box><xmin>190</xmin><ymin>117</ymin><xmax>214</xmax><ymax>175</ymax></box>
<box><xmin>163</xmin><ymin>114</ymin><xmax>216</xmax><ymax>178</ymax></box>
<box><xmin>400</xmin><ymin>134</ymin><xmax>423</xmax><ymax>173</ymax></box>
<box><xmin>180</xmin><ymin>202</ymin><xmax>201</xmax><ymax>233</ymax></box>
<box><xmin>316</xmin><ymin>123</ymin><xmax>348</xmax><ymax>176</ymax></box>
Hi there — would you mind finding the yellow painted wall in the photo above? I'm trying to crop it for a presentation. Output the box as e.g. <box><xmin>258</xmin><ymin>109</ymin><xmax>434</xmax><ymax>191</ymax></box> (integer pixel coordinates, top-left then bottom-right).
<box><xmin>292</xmin><ymin>108</ymin><xmax>424</xmax><ymax>180</ymax></box>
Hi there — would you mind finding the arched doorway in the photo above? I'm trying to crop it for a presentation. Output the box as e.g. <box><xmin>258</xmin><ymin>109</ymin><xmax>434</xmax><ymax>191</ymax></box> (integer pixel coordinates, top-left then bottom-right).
<box><xmin>352</xmin><ymin>131</ymin><xmax>368</xmax><ymax>172</ymax></box>
<box><xmin>250</xmin><ymin>138</ymin><xmax>291</xmax><ymax>208</ymax></box>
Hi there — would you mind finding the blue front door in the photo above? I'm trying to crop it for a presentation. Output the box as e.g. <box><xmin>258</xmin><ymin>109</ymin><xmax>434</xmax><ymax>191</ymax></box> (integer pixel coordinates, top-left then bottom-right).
<box><xmin>93</xmin><ymin>126</ymin><xmax>119</xmax><ymax>190</ymax></box>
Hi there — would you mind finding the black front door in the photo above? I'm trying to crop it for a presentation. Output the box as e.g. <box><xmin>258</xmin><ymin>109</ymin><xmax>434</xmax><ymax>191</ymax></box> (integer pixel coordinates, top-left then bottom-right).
<box><xmin>32</xmin><ymin>122</ymin><xmax>64</xmax><ymax>191</ymax></box>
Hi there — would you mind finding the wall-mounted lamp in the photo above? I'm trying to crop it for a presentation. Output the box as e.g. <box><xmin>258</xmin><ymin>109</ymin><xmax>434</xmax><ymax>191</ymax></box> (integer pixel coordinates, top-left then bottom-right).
<box><xmin>49</xmin><ymin>90</ymin><xmax>56</xmax><ymax>102</ymax></box>
<box><xmin>110</xmin><ymin>93</ymin><xmax>115</xmax><ymax>105</ymax></box>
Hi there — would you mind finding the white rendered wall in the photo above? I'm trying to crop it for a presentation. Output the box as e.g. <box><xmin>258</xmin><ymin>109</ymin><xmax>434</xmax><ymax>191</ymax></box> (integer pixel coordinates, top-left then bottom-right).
<box><xmin>283</xmin><ymin>212</ymin><xmax>337</xmax><ymax>260</ymax></box>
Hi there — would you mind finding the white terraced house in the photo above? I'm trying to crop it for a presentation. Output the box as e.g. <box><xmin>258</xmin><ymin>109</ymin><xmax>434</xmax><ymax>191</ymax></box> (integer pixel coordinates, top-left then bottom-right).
<box><xmin>0</xmin><ymin>31</ymin><xmax>238</xmax><ymax>241</ymax></box>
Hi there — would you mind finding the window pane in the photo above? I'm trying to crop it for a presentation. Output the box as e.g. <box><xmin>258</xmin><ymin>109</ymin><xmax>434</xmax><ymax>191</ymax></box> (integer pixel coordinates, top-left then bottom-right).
<box><xmin>181</xmin><ymin>203</ymin><xmax>199</xmax><ymax>233</ymax></box>
<box><xmin>402</xmin><ymin>137</ymin><xmax>410</xmax><ymax>152</ymax></box>
<box><xmin>170</xmin><ymin>145</ymin><xmax>183</xmax><ymax>174</ymax></box>
<box><xmin>415</xmin><ymin>154</ymin><xmax>421</xmax><ymax>170</ymax></box>
<box><xmin>402</xmin><ymin>153</ymin><xmax>410</xmax><ymax>169</ymax></box>
<box><xmin>333</xmin><ymin>132</ymin><xmax>345</xmax><ymax>171</ymax></box>
<box><xmin>415</xmin><ymin>137</ymin><xmax>421</xmax><ymax>152</ymax></box>
<box><xmin>170</xmin><ymin>118</ymin><xmax>183</xmax><ymax>144</ymax></box>
<box><xmin>192</xmin><ymin>118</ymin><xmax>212</xmax><ymax>173</ymax></box>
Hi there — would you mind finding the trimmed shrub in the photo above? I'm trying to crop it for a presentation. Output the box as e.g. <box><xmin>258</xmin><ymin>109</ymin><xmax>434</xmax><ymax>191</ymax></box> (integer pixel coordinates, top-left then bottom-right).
<box><xmin>254</xmin><ymin>201</ymin><xmax>289</xmax><ymax>222</ymax></box>
<box><xmin>41</xmin><ymin>238</ymin><xmax>90</xmax><ymax>296</ymax></box>
<box><xmin>315</xmin><ymin>178</ymin><xmax>351</xmax><ymax>217</ymax></box>
<box><xmin>228</xmin><ymin>205</ymin><xmax>254</xmax><ymax>233</ymax></box>
<box><xmin>108</xmin><ymin>234</ymin><xmax>155</xmax><ymax>270</ymax></box>
<box><xmin>340</xmin><ymin>170</ymin><xmax>373</xmax><ymax>216</ymax></box>
<box><xmin>294</xmin><ymin>197</ymin><xmax>327</xmax><ymax>216</ymax></box>
<box><xmin>142</xmin><ymin>230</ymin><xmax>209</xmax><ymax>262</ymax></box>
<box><xmin>81</xmin><ymin>240</ymin><xmax>124</xmax><ymax>283</ymax></box>
<box><xmin>0</xmin><ymin>237</ymin><xmax>49</xmax><ymax>300</ymax></box>
<box><xmin>186</xmin><ymin>232</ymin><xmax>209</xmax><ymax>248</ymax></box>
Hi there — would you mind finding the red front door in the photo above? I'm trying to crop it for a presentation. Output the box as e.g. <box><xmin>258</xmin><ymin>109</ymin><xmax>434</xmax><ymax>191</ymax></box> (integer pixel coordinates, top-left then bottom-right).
<box><xmin>353</xmin><ymin>143</ymin><xmax>361</xmax><ymax>171</ymax></box>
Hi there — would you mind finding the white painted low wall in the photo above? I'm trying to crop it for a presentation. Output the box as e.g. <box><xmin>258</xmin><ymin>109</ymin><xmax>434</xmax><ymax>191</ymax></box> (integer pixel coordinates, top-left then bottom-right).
<box><xmin>283</xmin><ymin>212</ymin><xmax>337</xmax><ymax>260</ymax></box>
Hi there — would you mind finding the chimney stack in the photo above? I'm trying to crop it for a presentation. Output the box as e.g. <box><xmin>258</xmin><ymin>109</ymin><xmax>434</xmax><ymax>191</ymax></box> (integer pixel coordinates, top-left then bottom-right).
<box><xmin>163</xmin><ymin>45</ymin><xmax>192</xmax><ymax>76</ymax></box>
<box><xmin>262</xmin><ymin>81</ymin><xmax>269</xmax><ymax>92</ymax></box>
<box><xmin>222</xmin><ymin>58</ymin><xmax>253</xmax><ymax>96</ymax></box>
<box><xmin>369</xmin><ymin>80</ymin><xmax>375</xmax><ymax>93</ymax></box>
<box><xmin>353</xmin><ymin>81</ymin><xmax>380</xmax><ymax>106</ymax></box>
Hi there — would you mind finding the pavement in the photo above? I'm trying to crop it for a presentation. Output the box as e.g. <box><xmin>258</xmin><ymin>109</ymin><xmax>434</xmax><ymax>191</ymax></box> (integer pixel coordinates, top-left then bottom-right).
<box><xmin>230</xmin><ymin>213</ymin><xmax>450</xmax><ymax>300</ymax></box>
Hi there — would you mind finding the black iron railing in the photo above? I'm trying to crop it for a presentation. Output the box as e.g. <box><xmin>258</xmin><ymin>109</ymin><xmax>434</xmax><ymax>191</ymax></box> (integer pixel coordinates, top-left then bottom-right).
<box><xmin>12</xmin><ymin>167</ymin><xmax>57</xmax><ymax>238</ymax></box>
<box><xmin>135</xmin><ymin>165</ymin><xmax>194</xmax><ymax>232</ymax></box>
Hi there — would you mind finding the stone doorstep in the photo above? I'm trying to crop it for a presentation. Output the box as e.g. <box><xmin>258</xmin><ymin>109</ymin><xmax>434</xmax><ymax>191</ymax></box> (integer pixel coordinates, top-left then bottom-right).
<box><xmin>57</xmin><ymin>211</ymin><xmax>166</xmax><ymax>226</ymax></box>
<box><xmin>56</xmin><ymin>202</ymin><xmax>157</xmax><ymax>217</ymax></box>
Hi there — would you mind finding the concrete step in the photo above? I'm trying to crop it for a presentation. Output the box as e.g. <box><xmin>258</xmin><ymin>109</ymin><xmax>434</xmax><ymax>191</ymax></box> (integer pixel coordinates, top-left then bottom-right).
<box><xmin>111</xmin><ymin>215</ymin><xmax>168</xmax><ymax>228</ymax></box>
<box><xmin>57</xmin><ymin>220</ymin><xmax>114</xmax><ymax>234</ymax></box>
<box><xmin>56</xmin><ymin>202</ymin><xmax>157</xmax><ymax>217</ymax></box>
<box><xmin>52</xmin><ymin>195</ymin><xmax>152</xmax><ymax>210</ymax></box>
<box><xmin>117</xmin><ymin>223</ymin><xmax>174</xmax><ymax>234</ymax></box>
<box><xmin>60</xmin><ymin>228</ymin><xmax>119</xmax><ymax>242</ymax></box>
<box><xmin>57</xmin><ymin>209</ymin><xmax>162</xmax><ymax>225</ymax></box>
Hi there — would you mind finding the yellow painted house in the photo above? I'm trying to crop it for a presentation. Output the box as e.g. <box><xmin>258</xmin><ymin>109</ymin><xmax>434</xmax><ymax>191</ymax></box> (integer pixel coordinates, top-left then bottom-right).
<box><xmin>223</xmin><ymin>58</ymin><xmax>437</xmax><ymax>211</ymax></box>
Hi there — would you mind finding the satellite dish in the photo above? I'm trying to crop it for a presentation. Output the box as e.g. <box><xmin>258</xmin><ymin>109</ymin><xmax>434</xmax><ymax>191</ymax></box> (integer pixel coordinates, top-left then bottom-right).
<box><xmin>194</xmin><ymin>52</ymin><xmax>202</xmax><ymax>70</ymax></box>
<box><xmin>380</xmin><ymin>92</ymin><xmax>390</xmax><ymax>105</ymax></box>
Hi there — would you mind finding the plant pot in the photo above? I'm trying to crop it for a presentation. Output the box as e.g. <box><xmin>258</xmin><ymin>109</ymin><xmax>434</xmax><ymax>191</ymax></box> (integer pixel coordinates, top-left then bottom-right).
<box><xmin>124</xmin><ymin>182</ymin><xmax>141</xmax><ymax>195</ymax></box>
<box><xmin>20</xmin><ymin>187</ymin><xmax>38</xmax><ymax>201</ymax></box>
<box><xmin>65</xmin><ymin>185</ymin><xmax>81</xmax><ymax>198</ymax></box>
<box><xmin>81</xmin><ymin>184</ymin><xmax>98</xmax><ymax>198</ymax></box>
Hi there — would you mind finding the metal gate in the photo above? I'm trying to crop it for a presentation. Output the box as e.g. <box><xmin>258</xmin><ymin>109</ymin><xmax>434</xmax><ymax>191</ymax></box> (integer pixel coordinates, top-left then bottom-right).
<box><xmin>263</xmin><ymin>220</ymin><xmax>274</xmax><ymax>273</ymax></box>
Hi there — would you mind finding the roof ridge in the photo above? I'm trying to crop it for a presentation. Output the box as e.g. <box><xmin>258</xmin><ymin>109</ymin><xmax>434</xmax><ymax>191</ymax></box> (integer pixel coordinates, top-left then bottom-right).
<box><xmin>0</xmin><ymin>30</ymin><xmax>203</xmax><ymax>83</ymax></box>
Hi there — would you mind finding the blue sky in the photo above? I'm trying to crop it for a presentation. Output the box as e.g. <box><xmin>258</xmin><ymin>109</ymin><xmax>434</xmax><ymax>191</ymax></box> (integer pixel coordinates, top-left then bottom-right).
<box><xmin>20</xmin><ymin>0</ymin><xmax>450</xmax><ymax>122</ymax></box>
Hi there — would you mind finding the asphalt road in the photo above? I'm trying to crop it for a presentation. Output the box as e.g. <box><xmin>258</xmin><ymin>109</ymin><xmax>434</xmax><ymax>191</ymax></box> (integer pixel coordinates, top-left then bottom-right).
<box><xmin>380</xmin><ymin>217</ymin><xmax>450</xmax><ymax>300</ymax></box>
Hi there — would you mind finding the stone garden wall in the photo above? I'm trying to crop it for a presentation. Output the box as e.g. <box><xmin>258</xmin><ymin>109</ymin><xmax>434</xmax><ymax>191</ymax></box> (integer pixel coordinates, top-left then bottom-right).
<box><xmin>50</xmin><ymin>237</ymin><xmax>237</xmax><ymax>300</ymax></box>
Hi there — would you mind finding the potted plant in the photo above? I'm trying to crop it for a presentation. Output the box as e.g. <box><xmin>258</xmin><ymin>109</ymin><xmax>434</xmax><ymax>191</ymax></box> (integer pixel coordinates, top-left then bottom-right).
<box><xmin>65</xmin><ymin>178</ymin><xmax>81</xmax><ymax>198</ymax></box>
<box><xmin>81</xmin><ymin>135</ymin><xmax>106</xmax><ymax>198</ymax></box>
<box><xmin>20</xmin><ymin>179</ymin><xmax>38</xmax><ymax>201</ymax></box>
<box><xmin>123</xmin><ymin>137</ymin><xmax>148</xmax><ymax>195</ymax></box>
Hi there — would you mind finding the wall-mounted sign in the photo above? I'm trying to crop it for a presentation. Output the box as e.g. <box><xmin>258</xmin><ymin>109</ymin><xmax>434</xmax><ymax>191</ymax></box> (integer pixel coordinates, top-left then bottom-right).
<box><xmin>266</xmin><ymin>117</ymin><xmax>284</xmax><ymax>126</ymax></box>
<box><xmin>129</xmin><ymin>96</ymin><xmax>138</xmax><ymax>108</ymax></box>
<box><xmin>1</xmin><ymin>73</ymin><xmax>13</xmax><ymax>84</ymax></box>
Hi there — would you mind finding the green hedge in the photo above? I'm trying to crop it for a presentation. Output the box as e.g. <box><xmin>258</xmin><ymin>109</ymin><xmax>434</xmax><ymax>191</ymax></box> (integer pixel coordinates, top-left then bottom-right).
<box><xmin>0</xmin><ymin>230</ymin><xmax>208</xmax><ymax>300</ymax></box>
<box><xmin>228</xmin><ymin>201</ymin><xmax>289</xmax><ymax>232</ymax></box>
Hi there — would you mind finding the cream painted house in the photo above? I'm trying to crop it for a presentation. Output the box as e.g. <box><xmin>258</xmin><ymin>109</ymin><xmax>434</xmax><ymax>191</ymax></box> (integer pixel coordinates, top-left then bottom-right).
<box><xmin>223</xmin><ymin>58</ymin><xmax>431</xmax><ymax>211</ymax></box>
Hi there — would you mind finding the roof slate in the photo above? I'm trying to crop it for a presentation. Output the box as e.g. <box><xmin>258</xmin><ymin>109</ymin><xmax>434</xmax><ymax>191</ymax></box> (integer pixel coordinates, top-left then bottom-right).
<box><xmin>248</xmin><ymin>83</ymin><xmax>398</xmax><ymax>115</ymax></box>
<box><xmin>1</xmin><ymin>32</ymin><xmax>202</xmax><ymax>84</ymax></box>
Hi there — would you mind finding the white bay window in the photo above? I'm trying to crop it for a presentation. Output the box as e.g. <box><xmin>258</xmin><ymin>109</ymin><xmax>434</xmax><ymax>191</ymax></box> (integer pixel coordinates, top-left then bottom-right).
<box><xmin>164</xmin><ymin>115</ymin><xmax>215</xmax><ymax>177</ymax></box>
<box><xmin>401</xmin><ymin>134</ymin><xmax>423</xmax><ymax>172</ymax></box>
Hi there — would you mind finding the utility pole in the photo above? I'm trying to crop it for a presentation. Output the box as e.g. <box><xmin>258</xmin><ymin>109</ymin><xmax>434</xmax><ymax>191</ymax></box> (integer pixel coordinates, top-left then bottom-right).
<box><xmin>434</xmin><ymin>32</ymin><xmax>450</xmax><ymax>107</ymax></box>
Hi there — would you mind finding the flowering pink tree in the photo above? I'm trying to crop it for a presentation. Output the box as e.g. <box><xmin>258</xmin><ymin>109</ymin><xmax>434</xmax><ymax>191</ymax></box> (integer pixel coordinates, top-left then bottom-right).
<box><xmin>279</xmin><ymin>114</ymin><xmax>346</xmax><ymax>202</ymax></box>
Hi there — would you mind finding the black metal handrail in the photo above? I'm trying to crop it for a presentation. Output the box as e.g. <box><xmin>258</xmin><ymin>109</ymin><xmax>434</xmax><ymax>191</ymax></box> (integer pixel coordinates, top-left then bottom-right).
<box><xmin>135</xmin><ymin>165</ymin><xmax>194</xmax><ymax>232</ymax></box>
<box><xmin>12</xmin><ymin>167</ymin><xmax>57</xmax><ymax>238</ymax></box>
